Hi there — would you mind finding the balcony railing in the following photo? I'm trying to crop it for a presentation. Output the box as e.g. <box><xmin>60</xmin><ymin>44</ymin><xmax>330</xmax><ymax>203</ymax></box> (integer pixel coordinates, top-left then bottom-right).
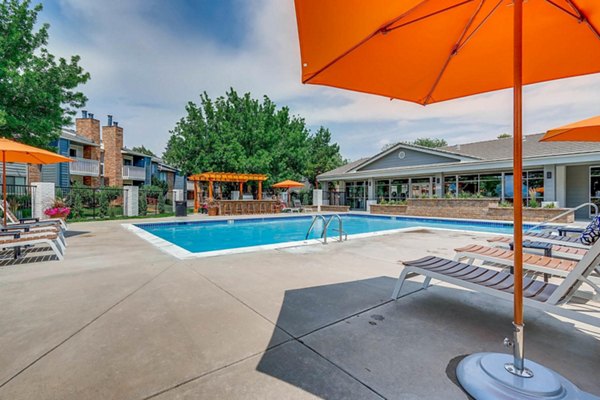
<box><xmin>122</xmin><ymin>165</ymin><xmax>146</xmax><ymax>180</ymax></box>
<box><xmin>70</xmin><ymin>157</ymin><xmax>100</xmax><ymax>176</ymax></box>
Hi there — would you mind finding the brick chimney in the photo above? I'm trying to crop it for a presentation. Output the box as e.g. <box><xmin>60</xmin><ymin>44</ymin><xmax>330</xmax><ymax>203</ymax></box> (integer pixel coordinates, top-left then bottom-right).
<box><xmin>102</xmin><ymin>116</ymin><xmax>124</xmax><ymax>187</ymax></box>
<box><xmin>76</xmin><ymin>111</ymin><xmax>102</xmax><ymax>186</ymax></box>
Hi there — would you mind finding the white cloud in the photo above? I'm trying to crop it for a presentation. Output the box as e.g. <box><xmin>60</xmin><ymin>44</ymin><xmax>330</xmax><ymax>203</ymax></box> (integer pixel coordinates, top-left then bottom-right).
<box><xmin>44</xmin><ymin>0</ymin><xmax>600</xmax><ymax>160</ymax></box>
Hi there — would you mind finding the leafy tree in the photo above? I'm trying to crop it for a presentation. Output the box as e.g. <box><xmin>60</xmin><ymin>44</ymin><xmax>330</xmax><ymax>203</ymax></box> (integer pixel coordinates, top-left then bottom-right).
<box><xmin>305</xmin><ymin>127</ymin><xmax>343</xmax><ymax>187</ymax></box>
<box><xmin>151</xmin><ymin>176</ymin><xmax>168</xmax><ymax>194</ymax></box>
<box><xmin>131</xmin><ymin>145</ymin><xmax>156</xmax><ymax>157</ymax></box>
<box><xmin>410</xmin><ymin>138</ymin><xmax>448</xmax><ymax>148</ymax></box>
<box><xmin>497</xmin><ymin>133</ymin><xmax>512</xmax><ymax>139</ymax></box>
<box><xmin>0</xmin><ymin>0</ymin><xmax>90</xmax><ymax>148</ymax></box>
<box><xmin>158</xmin><ymin>192</ymin><xmax>166</xmax><ymax>214</ymax></box>
<box><xmin>97</xmin><ymin>190</ymin><xmax>109</xmax><ymax>218</ymax></box>
<box><xmin>382</xmin><ymin>137</ymin><xmax>448</xmax><ymax>151</ymax></box>
<box><xmin>165</xmin><ymin>89</ymin><xmax>331</xmax><ymax>185</ymax></box>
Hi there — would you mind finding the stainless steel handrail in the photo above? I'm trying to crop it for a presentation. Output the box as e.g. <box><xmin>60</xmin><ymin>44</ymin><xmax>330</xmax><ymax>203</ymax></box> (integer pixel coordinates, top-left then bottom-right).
<box><xmin>525</xmin><ymin>202</ymin><xmax>598</xmax><ymax>233</ymax></box>
<box><xmin>305</xmin><ymin>214</ymin><xmax>327</xmax><ymax>240</ymax></box>
<box><xmin>323</xmin><ymin>214</ymin><xmax>346</xmax><ymax>244</ymax></box>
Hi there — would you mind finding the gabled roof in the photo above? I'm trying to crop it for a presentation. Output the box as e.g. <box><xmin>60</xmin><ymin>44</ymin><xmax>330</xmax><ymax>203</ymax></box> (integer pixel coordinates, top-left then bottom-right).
<box><xmin>318</xmin><ymin>158</ymin><xmax>370</xmax><ymax>179</ymax></box>
<box><xmin>441</xmin><ymin>133</ymin><xmax>600</xmax><ymax>160</ymax></box>
<box><xmin>346</xmin><ymin>141</ymin><xmax>479</xmax><ymax>173</ymax></box>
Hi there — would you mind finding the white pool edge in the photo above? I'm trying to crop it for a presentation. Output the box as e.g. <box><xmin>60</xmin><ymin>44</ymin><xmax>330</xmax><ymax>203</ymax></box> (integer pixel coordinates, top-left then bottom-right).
<box><xmin>123</xmin><ymin>219</ymin><xmax>510</xmax><ymax>260</ymax></box>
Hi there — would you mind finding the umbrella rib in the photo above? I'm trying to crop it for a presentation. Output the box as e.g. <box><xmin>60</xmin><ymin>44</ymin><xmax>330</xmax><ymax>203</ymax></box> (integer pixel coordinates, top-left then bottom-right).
<box><xmin>545</xmin><ymin>0</ymin><xmax>581</xmax><ymax>20</ymax></box>
<box><xmin>384</xmin><ymin>0</ymin><xmax>475</xmax><ymax>33</ymax></box>
<box><xmin>422</xmin><ymin>0</ymin><xmax>486</xmax><ymax>105</ymax></box>
<box><xmin>565</xmin><ymin>0</ymin><xmax>600</xmax><ymax>41</ymax></box>
<box><xmin>302</xmin><ymin>0</ymin><xmax>475</xmax><ymax>84</ymax></box>
<box><xmin>455</xmin><ymin>0</ymin><xmax>503</xmax><ymax>53</ymax></box>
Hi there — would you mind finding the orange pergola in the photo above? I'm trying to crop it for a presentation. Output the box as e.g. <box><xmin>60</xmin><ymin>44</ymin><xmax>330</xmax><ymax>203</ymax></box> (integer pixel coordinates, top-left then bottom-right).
<box><xmin>188</xmin><ymin>172</ymin><xmax>269</xmax><ymax>213</ymax></box>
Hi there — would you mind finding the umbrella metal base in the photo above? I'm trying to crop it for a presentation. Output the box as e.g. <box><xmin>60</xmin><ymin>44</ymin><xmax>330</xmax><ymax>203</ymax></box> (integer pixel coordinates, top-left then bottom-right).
<box><xmin>456</xmin><ymin>353</ymin><xmax>599</xmax><ymax>400</ymax></box>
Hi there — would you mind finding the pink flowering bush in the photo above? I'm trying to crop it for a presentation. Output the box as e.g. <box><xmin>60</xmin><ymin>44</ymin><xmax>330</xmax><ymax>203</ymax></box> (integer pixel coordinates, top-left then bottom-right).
<box><xmin>44</xmin><ymin>200</ymin><xmax>71</xmax><ymax>218</ymax></box>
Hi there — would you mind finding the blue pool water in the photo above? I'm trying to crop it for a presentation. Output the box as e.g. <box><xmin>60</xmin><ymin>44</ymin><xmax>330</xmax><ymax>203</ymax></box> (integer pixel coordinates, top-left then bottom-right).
<box><xmin>135</xmin><ymin>214</ymin><xmax>539</xmax><ymax>254</ymax></box>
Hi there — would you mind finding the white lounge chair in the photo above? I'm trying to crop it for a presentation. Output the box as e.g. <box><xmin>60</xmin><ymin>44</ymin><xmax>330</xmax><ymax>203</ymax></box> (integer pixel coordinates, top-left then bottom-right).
<box><xmin>453</xmin><ymin>244</ymin><xmax>600</xmax><ymax>297</ymax></box>
<box><xmin>391</xmin><ymin>239</ymin><xmax>600</xmax><ymax>327</ymax></box>
<box><xmin>0</xmin><ymin>203</ymin><xmax>67</xmax><ymax>232</ymax></box>
<box><xmin>0</xmin><ymin>230</ymin><xmax>65</xmax><ymax>261</ymax></box>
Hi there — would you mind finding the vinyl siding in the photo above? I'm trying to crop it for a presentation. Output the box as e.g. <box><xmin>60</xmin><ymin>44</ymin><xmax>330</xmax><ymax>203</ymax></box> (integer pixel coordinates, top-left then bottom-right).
<box><xmin>566</xmin><ymin>165</ymin><xmax>589</xmax><ymax>219</ymax></box>
<box><xmin>357</xmin><ymin>148</ymin><xmax>459</xmax><ymax>171</ymax></box>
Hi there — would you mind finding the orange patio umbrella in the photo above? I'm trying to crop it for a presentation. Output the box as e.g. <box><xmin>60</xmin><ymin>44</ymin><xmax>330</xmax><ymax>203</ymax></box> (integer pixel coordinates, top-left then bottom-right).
<box><xmin>541</xmin><ymin>115</ymin><xmax>600</xmax><ymax>142</ymax></box>
<box><xmin>272</xmin><ymin>180</ymin><xmax>304</xmax><ymax>206</ymax></box>
<box><xmin>0</xmin><ymin>138</ymin><xmax>72</xmax><ymax>225</ymax></box>
<box><xmin>295</xmin><ymin>1</ymin><xmax>600</xmax><ymax>398</ymax></box>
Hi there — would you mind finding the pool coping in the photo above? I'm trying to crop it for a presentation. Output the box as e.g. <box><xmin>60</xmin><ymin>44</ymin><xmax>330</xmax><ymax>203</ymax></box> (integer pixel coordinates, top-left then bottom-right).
<box><xmin>122</xmin><ymin>213</ymin><xmax>561</xmax><ymax>260</ymax></box>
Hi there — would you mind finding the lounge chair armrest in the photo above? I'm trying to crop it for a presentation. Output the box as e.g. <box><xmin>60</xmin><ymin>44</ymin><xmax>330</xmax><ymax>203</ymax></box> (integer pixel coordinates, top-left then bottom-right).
<box><xmin>557</xmin><ymin>227</ymin><xmax>584</xmax><ymax>236</ymax></box>
<box><xmin>1</xmin><ymin>225</ymin><xmax>31</xmax><ymax>232</ymax></box>
<box><xmin>0</xmin><ymin>231</ymin><xmax>20</xmax><ymax>239</ymax></box>
<box><xmin>523</xmin><ymin>241</ymin><xmax>553</xmax><ymax>257</ymax></box>
<box><xmin>19</xmin><ymin>217</ymin><xmax>40</xmax><ymax>224</ymax></box>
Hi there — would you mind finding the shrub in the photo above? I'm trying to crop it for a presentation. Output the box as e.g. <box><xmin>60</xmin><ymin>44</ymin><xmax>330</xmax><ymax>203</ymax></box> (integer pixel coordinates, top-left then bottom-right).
<box><xmin>139</xmin><ymin>193</ymin><xmax>148</xmax><ymax>216</ymax></box>
<box><xmin>158</xmin><ymin>192</ymin><xmax>166</xmax><ymax>214</ymax></box>
<box><xmin>98</xmin><ymin>190</ymin><xmax>109</xmax><ymax>218</ymax></box>
<box><xmin>498</xmin><ymin>200</ymin><xmax>512</xmax><ymax>208</ymax></box>
<box><xmin>543</xmin><ymin>203</ymin><xmax>556</xmax><ymax>209</ymax></box>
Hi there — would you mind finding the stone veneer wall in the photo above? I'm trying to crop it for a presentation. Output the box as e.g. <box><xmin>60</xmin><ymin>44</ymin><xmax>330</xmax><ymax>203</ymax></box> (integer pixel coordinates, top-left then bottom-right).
<box><xmin>369</xmin><ymin>198</ymin><xmax>574</xmax><ymax>223</ymax></box>
<box><xmin>406</xmin><ymin>198</ymin><xmax>499</xmax><ymax>219</ymax></box>
<box><xmin>28</xmin><ymin>164</ymin><xmax>41</xmax><ymax>183</ymax></box>
<box><xmin>102</xmin><ymin>125</ymin><xmax>124</xmax><ymax>187</ymax></box>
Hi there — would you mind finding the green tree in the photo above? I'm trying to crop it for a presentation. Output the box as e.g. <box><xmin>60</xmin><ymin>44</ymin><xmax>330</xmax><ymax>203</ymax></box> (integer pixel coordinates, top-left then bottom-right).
<box><xmin>97</xmin><ymin>190</ymin><xmax>109</xmax><ymax>218</ymax></box>
<box><xmin>305</xmin><ymin>127</ymin><xmax>343</xmax><ymax>187</ymax></box>
<box><xmin>497</xmin><ymin>133</ymin><xmax>512</xmax><ymax>139</ymax></box>
<box><xmin>158</xmin><ymin>192</ymin><xmax>166</xmax><ymax>214</ymax></box>
<box><xmin>164</xmin><ymin>89</ymin><xmax>318</xmax><ymax>185</ymax></box>
<box><xmin>410</xmin><ymin>138</ymin><xmax>448</xmax><ymax>148</ymax></box>
<box><xmin>131</xmin><ymin>145</ymin><xmax>156</xmax><ymax>157</ymax></box>
<box><xmin>0</xmin><ymin>0</ymin><xmax>90</xmax><ymax>148</ymax></box>
<box><xmin>382</xmin><ymin>137</ymin><xmax>448</xmax><ymax>151</ymax></box>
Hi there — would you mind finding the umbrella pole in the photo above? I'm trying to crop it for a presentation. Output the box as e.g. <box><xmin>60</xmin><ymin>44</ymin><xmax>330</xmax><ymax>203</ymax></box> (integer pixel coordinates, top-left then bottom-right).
<box><xmin>2</xmin><ymin>151</ymin><xmax>5</xmax><ymax>226</ymax></box>
<box><xmin>507</xmin><ymin>0</ymin><xmax>531</xmax><ymax>378</ymax></box>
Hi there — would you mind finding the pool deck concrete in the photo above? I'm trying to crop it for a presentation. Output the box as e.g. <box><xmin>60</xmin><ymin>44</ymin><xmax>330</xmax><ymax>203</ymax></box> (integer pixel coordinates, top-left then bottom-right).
<box><xmin>0</xmin><ymin>215</ymin><xmax>598</xmax><ymax>399</ymax></box>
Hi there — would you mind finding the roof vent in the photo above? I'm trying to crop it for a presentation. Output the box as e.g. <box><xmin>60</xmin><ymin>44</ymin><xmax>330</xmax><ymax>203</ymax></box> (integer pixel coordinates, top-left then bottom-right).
<box><xmin>82</xmin><ymin>110</ymin><xmax>88</xmax><ymax>118</ymax></box>
<box><xmin>107</xmin><ymin>115</ymin><xmax>113</xmax><ymax>126</ymax></box>
<box><xmin>113</xmin><ymin>121</ymin><xmax>119</xmax><ymax>127</ymax></box>
<box><xmin>88</xmin><ymin>113</ymin><xmax>94</xmax><ymax>119</ymax></box>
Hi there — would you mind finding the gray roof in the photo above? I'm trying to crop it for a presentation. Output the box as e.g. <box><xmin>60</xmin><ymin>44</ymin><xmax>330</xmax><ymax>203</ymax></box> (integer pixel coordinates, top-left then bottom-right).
<box><xmin>60</xmin><ymin>129</ymin><xmax>98</xmax><ymax>146</ymax></box>
<box><xmin>319</xmin><ymin>158</ymin><xmax>370</xmax><ymax>178</ymax></box>
<box><xmin>441</xmin><ymin>133</ymin><xmax>600</xmax><ymax>160</ymax></box>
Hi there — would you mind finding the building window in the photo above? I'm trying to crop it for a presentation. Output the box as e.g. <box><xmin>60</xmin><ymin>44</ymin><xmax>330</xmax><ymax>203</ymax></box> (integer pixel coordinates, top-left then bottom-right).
<box><xmin>444</xmin><ymin>176</ymin><xmax>457</xmax><ymax>197</ymax></box>
<box><xmin>345</xmin><ymin>181</ymin><xmax>366</xmax><ymax>210</ymax></box>
<box><xmin>375</xmin><ymin>179</ymin><xmax>390</xmax><ymax>201</ymax></box>
<box><xmin>411</xmin><ymin>178</ymin><xmax>431</xmax><ymax>198</ymax></box>
<box><xmin>503</xmin><ymin>170</ymin><xmax>543</xmax><ymax>205</ymax></box>
<box><xmin>390</xmin><ymin>179</ymin><xmax>409</xmax><ymax>200</ymax></box>
<box><xmin>458</xmin><ymin>174</ymin><xmax>478</xmax><ymax>196</ymax></box>
<box><xmin>69</xmin><ymin>148</ymin><xmax>77</xmax><ymax>157</ymax></box>
<box><xmin>590</xmin><ymin>167</ymin><xmax>600</xmax><ymax>215</ymax></box>
<box><xmin>479</xmin><ymin>173</ymin><xmax>502</xmax><ymax>198</ymax></box>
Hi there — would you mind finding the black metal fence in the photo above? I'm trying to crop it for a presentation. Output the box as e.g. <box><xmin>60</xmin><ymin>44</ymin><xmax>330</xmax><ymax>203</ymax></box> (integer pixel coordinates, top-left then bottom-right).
<box><xmin>56</xmin><ymin>186</ymin><xmax>172</xmax><ymax>221</ymax></box>
<box><xmin>1</xmin><ymin>184</ymin><xmax>34</xmax><ymax>220</ymax></box>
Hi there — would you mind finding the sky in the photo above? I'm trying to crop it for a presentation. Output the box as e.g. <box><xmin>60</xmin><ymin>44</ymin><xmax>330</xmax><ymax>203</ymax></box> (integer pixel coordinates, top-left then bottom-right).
<box><xmin>41</xmin><ymin>0</ymin><xmax>600</xmax><ymax>161</ymax></box>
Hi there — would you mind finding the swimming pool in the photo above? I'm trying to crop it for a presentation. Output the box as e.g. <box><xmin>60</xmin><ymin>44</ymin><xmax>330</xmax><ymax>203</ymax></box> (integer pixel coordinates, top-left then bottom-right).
<box><xmin>128</xmin><ymin>214</ymin><xmax>542</xmax><ymax>259</ymax></box>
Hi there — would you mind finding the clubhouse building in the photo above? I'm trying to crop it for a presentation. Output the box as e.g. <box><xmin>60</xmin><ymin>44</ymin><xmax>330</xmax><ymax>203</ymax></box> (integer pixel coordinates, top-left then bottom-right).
<box><xmin>318</xmin><ymin>133</ymin><xmax>600</xmax><ymax>218</ymax></box>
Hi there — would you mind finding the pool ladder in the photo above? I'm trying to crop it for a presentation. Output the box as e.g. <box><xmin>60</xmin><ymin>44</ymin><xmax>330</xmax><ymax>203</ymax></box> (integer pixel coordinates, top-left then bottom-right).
<box><xmin>305</xmin><ymin>214</ymin><xmax>348</xmax><ymax>244</ymax></box>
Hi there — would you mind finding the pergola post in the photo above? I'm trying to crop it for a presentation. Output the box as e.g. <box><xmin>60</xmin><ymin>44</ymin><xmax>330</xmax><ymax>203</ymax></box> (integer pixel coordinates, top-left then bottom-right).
<box><xmin>193</xmin><ymin>180</ymin><xmax>199</xmax><ymax>213</ymax></box>
<box><xmin>258</xmin><ymin>181</ymin><xmax>262</xmax><ymax>200</ymax></box>
<box><xmin>208</xmin><ymin>180</ymin><xmax>213</xmax><ymax>200</ymax></box>
<box><xmin>239</xmin><ymin>182</ymin><xmax>243</xmax><ymax>195</ymax></box>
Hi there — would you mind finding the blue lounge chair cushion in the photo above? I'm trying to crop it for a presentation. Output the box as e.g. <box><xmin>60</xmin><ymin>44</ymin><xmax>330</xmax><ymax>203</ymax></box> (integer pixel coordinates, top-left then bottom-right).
<box><xmin>579</xmin><ymin>216</ymin><xmax>600</xmax><ymax>245</ymax></box>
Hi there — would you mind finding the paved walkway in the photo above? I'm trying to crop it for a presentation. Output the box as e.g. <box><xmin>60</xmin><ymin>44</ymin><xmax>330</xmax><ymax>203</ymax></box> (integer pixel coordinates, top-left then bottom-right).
<box><xmin>0</xmin><ymin>217</ymin><xmax>598</xmax><ymax>399</ymax></box>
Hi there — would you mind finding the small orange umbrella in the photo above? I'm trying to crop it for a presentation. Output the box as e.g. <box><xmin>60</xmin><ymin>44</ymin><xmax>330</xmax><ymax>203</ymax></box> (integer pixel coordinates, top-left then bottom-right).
<box><xmin>272</xmin><ymin>180</ymin><xmax>304</xmax><ymax>206</ymax></box>
<box><xmin>541</xmin><ymin>115</ymin><xmax>600</xmax><ymax>142</ymax></box>
<box><xmin>0</xmin><ymin>138</ymin><xmax>72</xmax><ymax>225</ymax></box>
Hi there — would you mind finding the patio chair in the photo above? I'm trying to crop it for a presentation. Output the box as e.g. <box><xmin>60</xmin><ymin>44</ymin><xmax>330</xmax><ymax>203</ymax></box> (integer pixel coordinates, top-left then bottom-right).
<box><xmin>0</xmin><ymin>203</ymin><xmax>68</xmax><ymax>232</ymax></box>
<box><xmin>488</xmin><ymin>236</ymin><xmax>588</xmax><ymax>261</ymax></box>
<box><xmin>0</xmin><ymin>230</ymin><xmax>65</xmax><ymax>260</ymax></box>
<box><xmin>453</xmin><ymin>244</ymin><xmax>600</xmax><ymax>296</ymax></box>
<box><xmin>391</xmin><ymin>239</ymin><xmax>600</xmax><ymax>327</ymax></box>
<box><xmin>2</xmin><ymin>223</ymin><xmax>67</xmax><ymax>249</ymax></box>
<box><xmin>282</xmin><ymin>201</ymin><xmax>301</xmax><ymax>213</ymax></box>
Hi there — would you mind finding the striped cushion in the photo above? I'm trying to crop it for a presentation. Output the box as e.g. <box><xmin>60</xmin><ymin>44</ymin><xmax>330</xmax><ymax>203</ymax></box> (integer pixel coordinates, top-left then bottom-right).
<box><xmin>579</xmin><ymin>216</ymin><xmax>600</xmax><ymax>245</ymax></box>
